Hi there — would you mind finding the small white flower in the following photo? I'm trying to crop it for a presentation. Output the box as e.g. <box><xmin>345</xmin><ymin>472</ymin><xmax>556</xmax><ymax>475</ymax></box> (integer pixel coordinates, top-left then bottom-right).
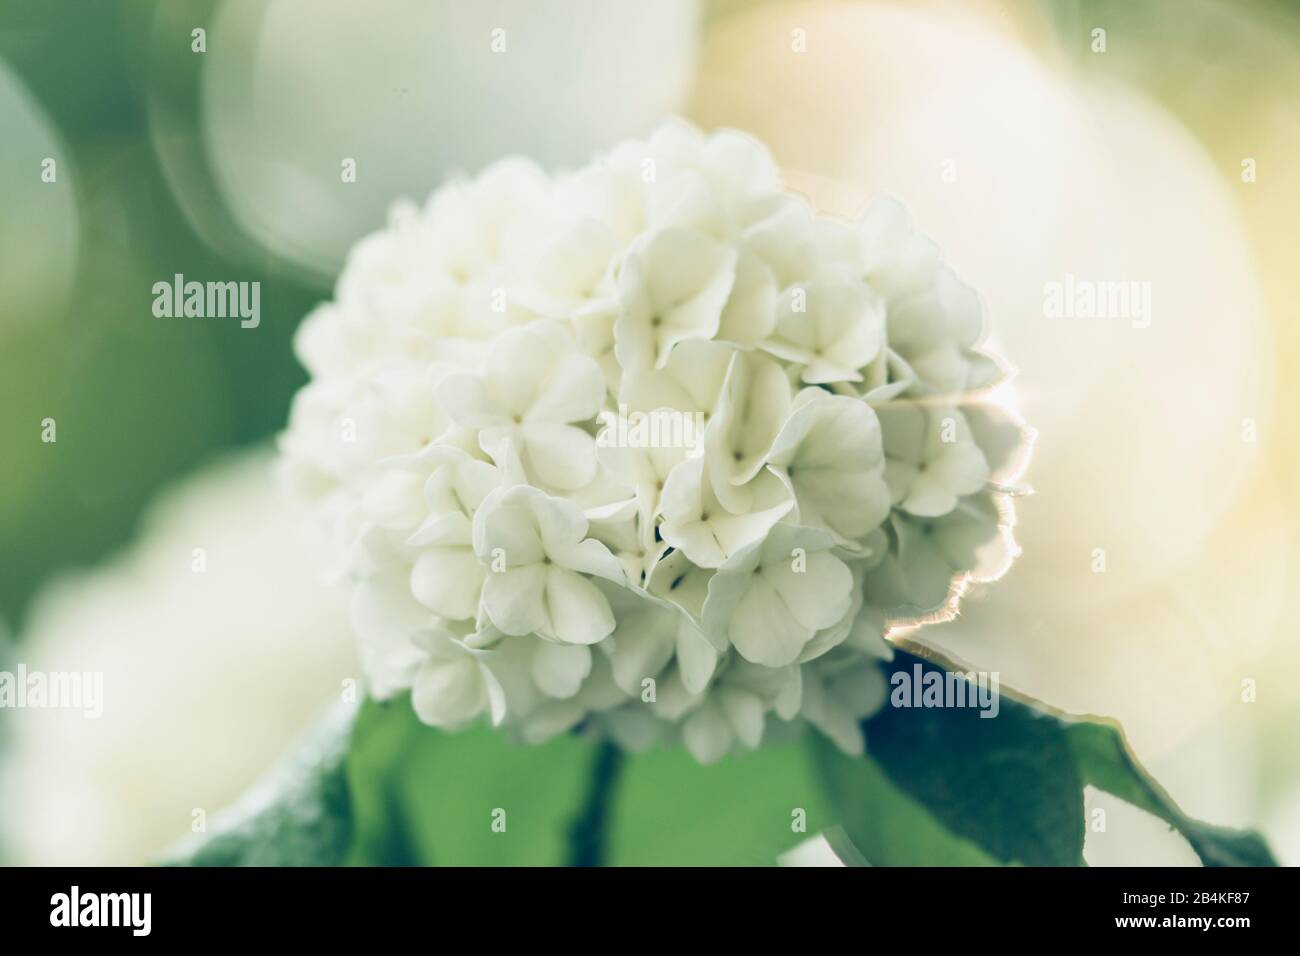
<box><xmin>767</xmin><ymin>388</ymin><xmax>891</xmax><ymax>547</ymax></box>
<box><xmin>659</xmin><ymin>455</ymin><xmax>793</xmax><ymax>569</ymax></box>
<box><xmin>512</xmin><ymin>217</ymin><xmax>619</xmax><ymax>322</ymax></box>
<box><xmin>702</xmin><ymin>349</ymin><xmax>793</xmax><ymax>512</ymax></box>
<box><xmin>437</xmin><ymin>321</ymin><xmax>605</xmax><ymax>490</ymax></box>
<box><xmin>280</xmin><ymin>120</ymin><xmax>1028</xmax><ymax>760</ymax></box>
<box><xmin>473</xmin><ymin>485</ymin><xmax>625</xmax><ymax>645</ymax></box>
<box><xmin>618</xmin><ymin>338</ymin><xmax>733</xmax><ymax>425</ymax></box>
<box><xmin>614</xmin><ymin>227</ymin><xmax>737</xmax><ymax>371</ymax></box>
<box><xmin>409</xmin><ymin>625</ymin><xmax>506</xmax><ymax>728</ymax></box>
<box><xmin>763</xmin><ymin>264</ymin><xmax>886</xmax><ymax>384</ymax></box>
<box><xmin>406</xmin><ymin>447</ymin><xmax>500</xmax><ymax>620</ymax></box>
<box><xmin>702</xmin><ymin>525</ymin><xmax>854</xmax><ymax>667</ymax></box>
<box><xmin>879</xmin><ymin>405</ymin><xmax>990</xmax><ymax>518</ymax></box>
<box><xmin>597</xmin><ymin>582</ymin><xmax>718</xmax><ymax>698</ymax></box>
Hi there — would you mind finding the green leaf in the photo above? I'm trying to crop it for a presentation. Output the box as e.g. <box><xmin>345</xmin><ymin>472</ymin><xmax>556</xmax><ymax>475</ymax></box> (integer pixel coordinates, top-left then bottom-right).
<box><xmin>608</xmin><ymin>738</ymin><xmax>832</xmax><ymax>865</ymax></box>
<box><xmin>165</xmin><ymin>700</ymin><xmax>358</xmax><ymax>866</ymax></box>
<box><xmin>862</xmin><ymin>653</ymin><xmax>1084</xmax><ymax>865</ymax></box>
<box><xmin>1066</xmin><ymin>721</ymin><xmax>1276</xmax><ymax>867</ymax></box>
<box><xmin>348</xmin><ymin>699</ymin><xmax>596</xmax><ymax>866</ymax></box>
<box><xmin>813</xmin><ymin>649</ymin><xmax>1278</xmax><ymax>867</ymax></box>
<box><xmin>810</xmin><ymin>735</ymin><xmax>999</xmax><ymax>866</ymax></box>
<box><xmin>342</xmin><ymin>695</ymin><xmax>422</xmax><ymax>866</ymax></box>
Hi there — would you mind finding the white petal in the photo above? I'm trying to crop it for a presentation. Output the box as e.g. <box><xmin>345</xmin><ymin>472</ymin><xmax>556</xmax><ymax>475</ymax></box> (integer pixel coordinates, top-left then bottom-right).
<box><xmin>361</xmin><ymin>469</ymin><xmax>426</xmax><ymax>530</ymax></box>
<box><xmin>481</xmin><ymin>322</ymin><xmax>572</xmax><ymax>420</ymax></box>
<box><xmin>703</xmin><ymin>470</ymin><xmax>793</xmax><ymax>560</ymax></box>
<box><xmin>522</xmin><ymin>423</ymin><xmax>598</xmax><ymax>490</ymax></box>
<box><xmin>472</xmin><ymin>486</ymin><xmax>547</xmax><ymax>567</ymax></box>
<box><xmin>928</xmin><ymin>441</ymin><xmax>991</xmax><ymax>497</ymax></box>
<box><xmin>605</xmin><ymin>613</ymin><xmax>676</xmax><ymax>695</ymax></box>
<box><xmin>660</xmin><ymin>457</ymin><xmax>792</xmax><ymax>569</ymax></box>
<box><xmin>410</xmin><ymin>547</ymin><xmax>485</xmax><ymax>620</ymax></box>
<box><xmin>524</xmin><ymin>350</ymin><xmax>606</xmax><ymax>426</ymax></box>
<box><xmin>899</xmin><ymin>470</ymin><xmax>959</xmax><ymax>517</ymax></box>
<box><xmin>884</xmin><ymin>458</ymin><xmax>920</xmax><ymax>506</ymax></box>
<box><xmin>646</xmin><ymin>548</ymin><xmax>714</xmax><ymax>624</ymax></box>
<box><xmin>768</xmin><ymin>550</ymin><xmax>854</xmax><ymax>632</ymax></box>
<box><xmin>615</xmin><ymin>227</ymin><xmax>737</xmax><ymax>370</ymax></box>
<box><xmin>676</xmin><ymin>623</ymin><xmax>719</xmax><ymax>694</ymax></box>
<box><xmin>728</xmin><ymin>575</ymin><xmax>811</xmax><ymax>667</ymax></box>
<box><xmin>531</xmin><ymin>641</ymin><xmax>593</xmax><ymax>699</ymax></box>
<box><xmin>877</xmin><ymin>403</ymin><xmax>927</xmax><ymax>464</ymax></box>
<box><xmin>435</xmin><ymin>372</ymin><xmax>507</xmax><ymax>429</ymax></box>
<box><xmin>718</xmin><ymin>688</ymin><xmax>765</xmax><ymax>749</ymax></box>
<box><xmin>717</xmin><ymin>250</ymin><xmax>777</xmax><ymax>346</ymax></box>
<box><xmin>618</xmin><ymin>338</ymin><xmax>734</xmax><ymax>416</ymax></box>
<box><xmin>543</xmin><ymin>566</ymin><xmax>615</xmax><ymax>645</ymax></box>
<box><xmin>351</xmin><ymin>571</ymin><xmax>433</xmax><ymax>698</ymax></box>
<box><xmin>412</xmin><ymin>655</ymin><xmax>487</xmax><ymax>727</ymax></box>
<box><xmin>682</xmin><ymin>705</ymin><xmax>733</xmax><ymax>765</ymax></box>
<box><xmin>555</xmin><ymin>537</ymin><xmax>627</xmax><ymax>584</ymax></box>
<box><xmin>480</xmin><ymin>564</ymin><xmax>548</xmax><ymax>637</ymax></box>
<box><xmin>704</xmin><ymin>350</ymin><xmax>792</xmax><ymax>507</ymax></box>
<box><xmin>769</xmin><ymin>391</ymin><xmax>889</xmax><ymax>542</ymax></box>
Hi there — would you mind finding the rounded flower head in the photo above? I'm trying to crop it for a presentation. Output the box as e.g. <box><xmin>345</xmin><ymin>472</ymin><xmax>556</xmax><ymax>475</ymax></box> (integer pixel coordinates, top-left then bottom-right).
<box><xmin>280</xmin><ymin>120</ymin><xmax>1027</xmax><ymax>764</ymax></box>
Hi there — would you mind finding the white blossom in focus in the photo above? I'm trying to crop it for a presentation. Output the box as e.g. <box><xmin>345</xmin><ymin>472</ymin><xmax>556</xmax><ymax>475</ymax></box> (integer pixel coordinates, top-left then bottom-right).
<box><xmin>279</xmin><ymin>120</ymin><xmax>1027</xmax><ymax>763</ymax></box>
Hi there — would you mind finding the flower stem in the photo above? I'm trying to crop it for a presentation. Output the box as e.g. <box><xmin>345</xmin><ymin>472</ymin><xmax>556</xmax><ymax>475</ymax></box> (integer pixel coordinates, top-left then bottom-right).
<box><xmin>567</xmin><ymin>739</ymin><xmax>625</xmax><ymax>867</ymax></box>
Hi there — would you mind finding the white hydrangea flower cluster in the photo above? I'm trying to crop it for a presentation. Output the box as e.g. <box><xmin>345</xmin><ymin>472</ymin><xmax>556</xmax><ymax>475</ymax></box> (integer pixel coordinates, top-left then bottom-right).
<box><xmin>280</xmin><ymin>121</ymin><xmax>1023</xmax><ymax>763</ymax></box>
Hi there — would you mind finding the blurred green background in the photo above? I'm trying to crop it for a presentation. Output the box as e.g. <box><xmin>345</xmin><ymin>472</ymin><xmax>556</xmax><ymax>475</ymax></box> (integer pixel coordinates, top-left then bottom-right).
<box><xmin>2</xmin><ymin>1</ymin><xmax>317</xmax><ymax>625</ymax></box>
